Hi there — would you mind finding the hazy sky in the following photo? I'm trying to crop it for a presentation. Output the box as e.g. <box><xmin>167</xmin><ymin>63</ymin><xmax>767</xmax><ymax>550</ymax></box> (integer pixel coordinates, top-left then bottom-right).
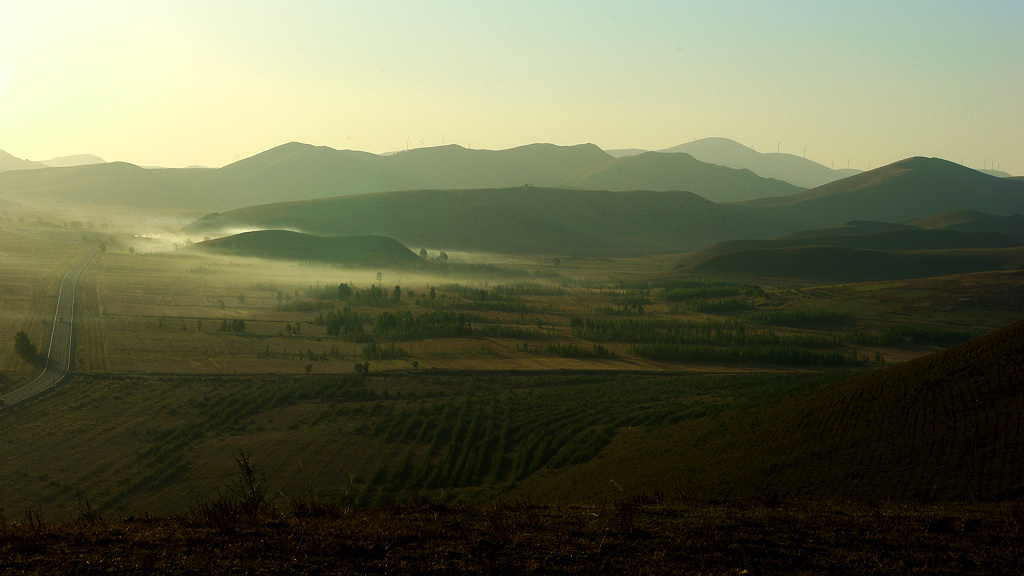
<box><xmin>1</xmin><ymin>1</ymin><xmax>1021</xmax><ymax>174</ymax></box>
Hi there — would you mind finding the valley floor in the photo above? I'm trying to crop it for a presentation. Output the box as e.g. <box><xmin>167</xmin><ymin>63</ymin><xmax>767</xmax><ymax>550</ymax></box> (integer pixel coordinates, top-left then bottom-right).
<box><xmin>2</xmin><ymin>499</ymin><xmax>1022</xmax><ymax>575</ymax></box>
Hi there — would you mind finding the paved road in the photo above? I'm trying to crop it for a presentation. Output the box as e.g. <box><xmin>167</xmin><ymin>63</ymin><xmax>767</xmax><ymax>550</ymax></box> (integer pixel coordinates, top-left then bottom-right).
<box><xmin>1</xmin><ymin>247</ymin><xmax>97</xmax><ymax>409</ymax></box>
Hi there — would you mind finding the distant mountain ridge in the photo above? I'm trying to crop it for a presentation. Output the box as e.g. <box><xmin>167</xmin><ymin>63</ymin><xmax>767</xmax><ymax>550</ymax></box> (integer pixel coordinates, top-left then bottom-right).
<box><xmin>0</xmin><ymin>141</ymin><xmax>806</xmax><ymax>211</ymax></box>
<box><xmin>0</xmin><ymin>150</ymin><xmax>45</xmax><ymax>172</ymax></box>
<box><xmin>608</xmin><ymin>137</ymin><xmax>860</xmax><ymax>188</ymax></box>
<box><xmin>0</xmin><ymin>150</ymin><xmax>106</xmax><ymax>172</ymax></box>
<box><xmin>40</xmin><ymin>154</ymin><xmax>106</xmax><ymax>168</ymax></box>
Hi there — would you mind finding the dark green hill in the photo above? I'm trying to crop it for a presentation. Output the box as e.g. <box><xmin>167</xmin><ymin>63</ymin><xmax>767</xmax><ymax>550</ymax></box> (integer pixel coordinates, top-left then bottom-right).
<box><xmin>688</xmin><ymin>228</ymin><xmax>1023</xmax><ymax>264</ymax></box>
<box><xmin>194</xmin><ymin>230</ymin><xmax>425</xmax><ymax>267</ymax></box>
<box><xmin>689</xmin><ymin>245</ymin><xmax>1024</xmax><ymax>282</ymax></box>
<box><xmin>905</xmin><ymin>210</ymin><xmax>1024</xmax><ymax>242</ymax></box>
<box><xmin>782</xmin><ymin>220</ymin><xmax>915</xmax><ymax>238</ymax></box>
<box><xmin>536</xmin><ymin>318</ymin><xmax>1024</xmax><ymax>502</ymax></box>
<box><xmin>185</xmin><ymin>187</ymin><xmax>787</xmax><ymax>256</ymax></box>
<box><xmin>745</xmin><ymin>157</ymin><xmax>1024</xmax><ymax>225</ymax></box>
<box><xmin>687</xmin><ymin>318</ymin><xmax>1024</xmax><ymax>500</ymax></box>
<box><xmin>563</xmin><ymin>151</ymin><xmax>803</xmax><ymax>202</ymax></box>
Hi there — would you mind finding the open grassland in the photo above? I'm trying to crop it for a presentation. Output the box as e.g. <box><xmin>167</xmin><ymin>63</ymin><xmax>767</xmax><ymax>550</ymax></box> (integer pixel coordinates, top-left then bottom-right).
<box><xmin>0</xmin><ymin>224</ymin><xmax>84</xmax><ymax>393</ymax></box>
<box><xmin>0</xmin><ymin>370</ymin><xmax>842</xmax><ymax>518</ymax></box>
<box><xmin>69</xmin><ymin>249</ymin><xmax>1024</xmax><ymax>378</ymax></box>
<box><xmin>520</xmin><ymin>319</ymin><xmax>1024</xmax><ymax>504</ymax></box>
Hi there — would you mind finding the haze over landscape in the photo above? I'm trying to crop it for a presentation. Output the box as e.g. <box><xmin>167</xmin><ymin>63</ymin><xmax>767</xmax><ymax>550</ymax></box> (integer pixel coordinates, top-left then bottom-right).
<box><xmin>1</xmin><ymin>2</ymin><xmax>1023</xmax><ymax>573</ymax></box>
<box><xmin>1</xmin><ymin>1</ymin><xmax>1021</xmax><ymax>175</ymax></box>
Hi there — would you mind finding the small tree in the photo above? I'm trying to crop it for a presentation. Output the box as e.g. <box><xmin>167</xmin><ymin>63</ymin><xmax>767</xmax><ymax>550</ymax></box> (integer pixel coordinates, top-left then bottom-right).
<box><xmin>393</xmin><ymin>285</ymin><xmax>401</xmax><ymax>302</ymax></box>
<box><xmin>337</xmin><ymin>282</ymin><xmax>352</xmax><ymax>300</ymax></box>
<box><xmin>14</xmin><ymin>331</ymin><xmax>38</xmax><ymax>364</ymax></box>
<box><xmin>419</xmin><ymin>248</ymin><xmax>428</xmax><ymax>259</ymax></box>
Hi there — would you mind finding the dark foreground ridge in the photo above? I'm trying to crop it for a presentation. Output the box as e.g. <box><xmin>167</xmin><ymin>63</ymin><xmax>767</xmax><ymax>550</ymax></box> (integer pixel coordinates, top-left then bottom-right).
<box><xmin>2</xmin><ymin>499</ymin><xmax>1022</xmax><ymax>575</ymax></box>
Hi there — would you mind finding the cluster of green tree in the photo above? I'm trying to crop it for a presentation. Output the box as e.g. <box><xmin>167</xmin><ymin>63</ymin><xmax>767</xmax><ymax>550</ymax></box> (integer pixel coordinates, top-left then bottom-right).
<box><xmin>662</xmin><ymin>285</ymin><xmax>744</xmax><ymax>301</ymax></box>
<box><xmin>844</xmin><ymin>325</ymin><xmax>980</xmax><ymax>347</ymax></box>
<box><xmin>543</xmin><ymin>343</ymin><xmax>614</xmax><ymax>359</ymax></box>
<box><xmin>218</xmin><ymin>319</ymin><xmax>246</xmax><ymax>333</ymax></box>
<box><xmin>374</xmin><ymin>310</ymin><xmax>479</xmax><ymax>340</ymax></box>
<box><xmin>675</xmin><ymin>297</ymin><xmax>755</xmax><ymax>313</ymax></box>
<box><xmin>490</xmin><ymin>282</ymin><xmax>566</xmax><ymax>297</ymax></box>
<box><xmin>476</xmin><ymin>325</ymin><xmax>545</xmax><ymax>340</ymax></box>
<box><xmin>315</xmin><ymin>307</ymin><xmax>370</xmax><ymax>341</ymax></box>
<box><xmin>631</xmin><ymin>343</ymin><xmax>858</xmax><ymax>365</ymax></box>
<box><xmin>573</xmin><ymin>316</ymin><xmax>837</xmax><ymax>348</ymax></box>
<box><xmin>421</xmin><ymin>283</ymin><xmax>536</xmax><ymax>313</ymax></box>
<box><xmin>295</xmin><ymin>282</ymin><xmax>404</xmax><ymax>309</ymax></box>
<box><xmin>361</xmin><ymin>342</ymin><xmax>408</xmax><ymax>360</ymax></box>
<box><xmin>747</xmin><ymin>308</ymin><xmax>850</xmax><ymax>327</ymax></box>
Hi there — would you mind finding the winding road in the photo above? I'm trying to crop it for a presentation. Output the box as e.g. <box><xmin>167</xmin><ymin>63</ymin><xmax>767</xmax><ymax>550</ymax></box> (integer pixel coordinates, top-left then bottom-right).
<box><xmin>1</xmin><ymin>247</ymin><xmax>96</xmax><ymax>409</ymax></box>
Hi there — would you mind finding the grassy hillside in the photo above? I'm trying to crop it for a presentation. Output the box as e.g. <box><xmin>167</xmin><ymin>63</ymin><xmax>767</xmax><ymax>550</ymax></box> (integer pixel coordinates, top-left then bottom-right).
<box><xmin>194</xmin><ymin>230</ymin><xmax>426</xmax><ymax>268</ymax></box>
<box><xmin>563</xmin><ymin>151</ymin><xmax>803</xmax><ymax>202</ymax></box>
<box><xmin>185</xmin><ymin>187</ymin><xmax>788</xmax><ymax>256</ymax></box>
<box><xmin>525</xmin><ymin>318</ymin><xmax>1024</xmax><ymax>503</ymax></box>
<box><xmin>689</xmin><ymin>245</ymin><xmax>1024</xmax><ymax>282</ymax></box>
<box><xmin>688</xmin><ymin>228</ymin><xmax>1022</xmax><ymax>263</ymax></box>
<box><xmin>745</xmin><ymin>157</ymin><xmax>1024</xmax><ymax>226</ymax></box>
<box><xmin>782</xmin><ymin>220</ymin><xmax>916</xmax><ymax>238</ymax></box>
<box><xmin>906</xmin><ymin>210</ymin><xmax>1024</xmax><ymax>241</ymax></box>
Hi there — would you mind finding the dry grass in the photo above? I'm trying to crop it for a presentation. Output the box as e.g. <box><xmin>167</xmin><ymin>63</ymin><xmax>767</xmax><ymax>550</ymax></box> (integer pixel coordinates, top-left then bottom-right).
<box><xmin>0</xmin><ymin>499</ymin><xmax>1021</xmax><ymax>575</ymax></box>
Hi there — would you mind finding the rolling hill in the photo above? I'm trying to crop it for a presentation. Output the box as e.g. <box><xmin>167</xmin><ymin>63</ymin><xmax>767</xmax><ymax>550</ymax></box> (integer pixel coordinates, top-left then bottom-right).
<box><xmin>688</xmin><ymin>245</ymin><xmax>1024</xmax><ymax>282</ymax></box>
<box><xmin>193</xmin><ymin>230</ymin><xmax>425</xmax><ymax>268</ymax></box>
<box><xmin>661</xmin><ymin>137</ymin><xmax>861</xmax><ymax>188</ymax></box>
<box><xmin>529</xmin><ymin>317</ymin><xmax>1024</xmax><ymax>502</ymax></box>
<box><xmin>687</xmin><ymin>228</ymin><xmax>1023</xmax><ymax>263</ymax></box>
<box><xmin>184</xmin><ymin>187</ymin><xmax>787</xmax><ymax>256</ymax></box>
<box><xmin>562</xmin><ymin>151</ymin><xmax>802</xmax><ymax>201</ymax></box>
<box><xmin>906</xmin><ymin>210</ymin><xmax>1024</xmax><ymax>242</ymax></box>
<box><xmin>0</xmin><ymin>150</ymin><xmax>45</xmax><ymax>172</ymax></box>
<box><xmin>745</xmin><ymin>156</ymin><xmax>1024</xmax><ymax>226</ymax></box>
<box><xmin>40</xmin><ymin>154</ymin><xmax>106</xmax><ymax>168</ymax></box>
<box><xmin>609</xmin><ymin>137</ymin><xmax>860</xmax><ymax>188</ymax></box>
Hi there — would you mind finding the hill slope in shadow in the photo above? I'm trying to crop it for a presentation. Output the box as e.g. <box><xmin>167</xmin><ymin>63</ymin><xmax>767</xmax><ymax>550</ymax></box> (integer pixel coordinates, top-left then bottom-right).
<box><xmin>688</xmin><ymin>228</ymin><xmax>1023</xmax><ymax>263</ymax></box>
<box><xmin>563</xmin><ymin>151</ymin><xmax>802</xmax><ymax>202</ymax></box>
<box><xmin>194</xmin><ymin>230</ymin><xmax>425</xmax><ymax>268</ymax></box>
<box><xmin>532</xmin><ymin>318</ymin><xmax>1024</xmax><ymax>502</ymax></box>
<box><xmin>689</xmin><ymin>245</ymin><xmax>1024</xmax><ymax>282</ymax></box>
<box><xmin>745</xmin><ymin>157</ymin><xmax>1024</xmax><ymax>226</ymax></box>
<box><xmin>184</xmin><ymin>187</ymin><xmax>787</xmax><ymax>256</ymax></box>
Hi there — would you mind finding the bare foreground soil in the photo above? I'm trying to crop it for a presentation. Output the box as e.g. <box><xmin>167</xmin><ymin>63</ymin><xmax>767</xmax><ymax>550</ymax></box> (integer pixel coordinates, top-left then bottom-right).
<box><xmin>2</xmin><ymin>499</ymin><xmax>1022</xmax><ymax>575</ymax></box>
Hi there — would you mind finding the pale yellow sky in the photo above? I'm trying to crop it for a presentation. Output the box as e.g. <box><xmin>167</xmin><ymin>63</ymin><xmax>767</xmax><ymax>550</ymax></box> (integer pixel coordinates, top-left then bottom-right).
<box><xmin>1</xmin><ymin>1</ymin><xmax>1021</xmax><ymax>174</ymax></box>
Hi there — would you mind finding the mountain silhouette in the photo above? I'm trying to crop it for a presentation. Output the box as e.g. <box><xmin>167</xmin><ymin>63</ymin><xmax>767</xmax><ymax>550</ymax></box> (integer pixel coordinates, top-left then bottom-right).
<box><xmin>607</xmin><ymin>137</ymin><xmax>860</xmax><ymax>188</ymax></box>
